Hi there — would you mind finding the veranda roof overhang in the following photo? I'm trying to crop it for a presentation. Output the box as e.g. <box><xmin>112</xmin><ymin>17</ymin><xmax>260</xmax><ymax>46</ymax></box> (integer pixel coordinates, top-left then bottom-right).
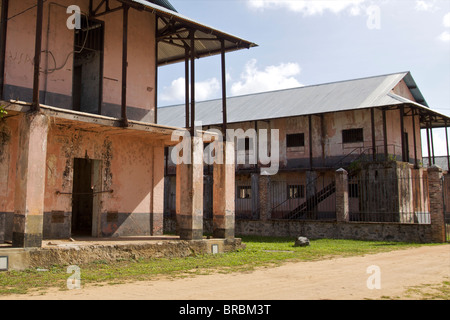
<box><xmin>1</xmin><ymin>100</ymin><xmax>218</xmax><ymax>146</ymax></box>
<box><xmin>123</xmin><ymin>0</ymin><xmax>258</xmax><ymax>65</ymax></box>
<box><xmin>380</xmin><ymin>93</ymin><xmax>450</xmax><ymax>129</ymax></box>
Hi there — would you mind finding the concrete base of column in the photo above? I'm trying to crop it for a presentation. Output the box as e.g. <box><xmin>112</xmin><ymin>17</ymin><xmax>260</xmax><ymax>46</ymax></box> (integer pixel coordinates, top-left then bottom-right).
<box><xmin>175</xmin><ymin>137</ymin><xmax>204</xmax><ymax>240</ymax></box>
<box><xmin>213</xmin><ymin>141</ymin><xmax>235</xmax><ymax>239</ymax></box>
<box><xmin>12</xmin><ymin>112</ymin><xmax>49</xmax><ymax>248</ymax></box>
<box><xmin>213</xmin><ymin>214</ymin><xmax>235</xmax><ymax>239</ymax></box>
<box><xmin>177</xmin><ymin>214</ymin><xmax>204</xmax><ymax>240</ymax></box>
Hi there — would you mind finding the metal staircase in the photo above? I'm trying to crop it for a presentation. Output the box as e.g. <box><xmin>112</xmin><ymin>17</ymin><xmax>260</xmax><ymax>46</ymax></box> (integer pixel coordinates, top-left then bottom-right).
<box><xmin>277</xmin><ymin>146</ymin><xmax>376</xmax><ymax>220</ymax></box>
<box><xmin>288</xmin><ymin>181</ymin><xmax>336</xmax><ymax>219</ymax></box>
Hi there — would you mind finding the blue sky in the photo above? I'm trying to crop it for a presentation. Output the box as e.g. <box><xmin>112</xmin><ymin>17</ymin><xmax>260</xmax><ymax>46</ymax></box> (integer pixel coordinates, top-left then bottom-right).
<box><xmin>157</xmin><ymin>0</ymin><xmax>450</xmax><ymax>156</ymax></box>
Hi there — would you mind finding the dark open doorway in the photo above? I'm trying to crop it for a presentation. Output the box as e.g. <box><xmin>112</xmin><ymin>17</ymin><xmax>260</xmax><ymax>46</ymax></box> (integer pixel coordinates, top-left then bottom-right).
<box><xmin>72</xmin><ymin>158</ymin><xmax>94</xmax><ymax>236</ymax></box>
<box><xmin>72</xmin><ymin>16</ymin><xmax>104</xmax><ymax>114</ymax></box>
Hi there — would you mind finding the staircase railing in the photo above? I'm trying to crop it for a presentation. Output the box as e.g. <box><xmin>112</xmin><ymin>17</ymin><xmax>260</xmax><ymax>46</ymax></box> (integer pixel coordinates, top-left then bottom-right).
<box><xmin>271</xmin><ymin>146</ymin><xmax>375</xmax><ymax>218</ymax></box>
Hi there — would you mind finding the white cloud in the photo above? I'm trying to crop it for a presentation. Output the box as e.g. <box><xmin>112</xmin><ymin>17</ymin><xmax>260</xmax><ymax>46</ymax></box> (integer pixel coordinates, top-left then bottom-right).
<box><xmin>438</xmin><ymin>30</ymin><xmax>450</xmax><ymax>42</ymax></box>
<box><xmin>161</xmin><ymin>77</ymin><xmax>220</xmax><ymax>103</ymax></box>
<box><xmin>443</xmin><ymin>12</ymin><xmax>450</xmax><ymax>28</ymax></box>
<box><xmin>421</xmin><ymin>129</ymin><xmax>448</xmax><ymax>157</ymax></box>
<box><xmin>231</xmin><ymin>59</ymin><xmax>303</xmax><ymax>96</ymax></box>
<box><xmin>247</xmin><ymin>0</ymin><xmax>367</xmax><ymax>16</ymax></box>
<box><xmin>414</xmin><ymin>0</ymin><xmax>438</xmax><ymax>12</ymax></box>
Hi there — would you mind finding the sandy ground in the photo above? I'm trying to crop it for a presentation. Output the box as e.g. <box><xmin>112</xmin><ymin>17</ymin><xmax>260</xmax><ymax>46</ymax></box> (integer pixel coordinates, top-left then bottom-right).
<box><xmin>2</xmin><ymin>244</ymin><xmax>450</xmax><ymax>300</ymax></box>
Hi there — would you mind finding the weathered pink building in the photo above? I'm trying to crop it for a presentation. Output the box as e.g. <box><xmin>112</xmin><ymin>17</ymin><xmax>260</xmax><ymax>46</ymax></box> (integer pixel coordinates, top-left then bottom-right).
<box><xmin>160</xmin><ymin>72</ymin><xmax>450</xmax><ymax>242</ymax></box>
<box><xmin>0</xmin><ymin>0</ymin><xmax>255</xmax><ymax>247</ymax></box>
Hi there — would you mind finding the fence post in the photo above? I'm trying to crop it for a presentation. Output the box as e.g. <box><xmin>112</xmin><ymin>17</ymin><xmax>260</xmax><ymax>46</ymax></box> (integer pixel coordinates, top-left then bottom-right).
<box><xmin>335</xmin><ymin>168</ymin><xmax>349</xmax><ymax>222</ymax></box>
<box><xmin>251</xmin><ymin>174</ymin><xmax>260</xmax><ymax>219</ymax></box>
<box><xmin>427</xmin><ymin>165</ymin><xmax>446</xmax><ymax>243</ymax></box>
<box><xmin>259</xmin><ymin>175</ymin><xmax>271</xmax><ymax>221</ymax></box>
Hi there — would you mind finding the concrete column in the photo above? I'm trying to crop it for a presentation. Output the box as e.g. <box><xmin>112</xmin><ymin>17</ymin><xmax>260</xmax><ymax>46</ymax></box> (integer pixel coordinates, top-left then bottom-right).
<box><xmin>213</xmin><ymin>141</ymin><xmax>235</xmax><ymax>239</ymax></box>
<box><xmin>427</xmin><ymin>165</ymin><xmax>446</xmax><ymax>243</ymax></box>
<box><xmin>13</xmin><ymin>112</ymin><xmax>49</xmax><ymax>248</ymax></box>
<box><xmin>335</xmin><ymin>168</ymin><xmax>349</xmax><ymax>222</ymax></box>
<box><xmin>151</xmin><ymin>146</ymin><xmax>165</xmax><ymax>236</ymax></box>
<box><xmin>176</xmin><ymin>136</ymin><xmax>204</xmax><ymax>240</ymax></box>
<box><xmin>259</xmin><ymin>175</ymin><xmax>271</xmax><ymax>221</ymax></box>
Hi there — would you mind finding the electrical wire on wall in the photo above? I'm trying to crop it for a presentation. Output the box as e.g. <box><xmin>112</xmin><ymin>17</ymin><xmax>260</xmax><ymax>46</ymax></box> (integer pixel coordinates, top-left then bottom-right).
<box><xmin>1</xmin><ymin>1</ymin><xmax>89</xmax><ymax>88</ymax></box>
<box><xmin>43</xmin><ymin>2</ymin><xmax>90</xmax><ymax>75</ymax></box>
<box><xmin>41</xmin><ymin>2</ymin><xmax>90</xmax><ymax>104</ymax></box>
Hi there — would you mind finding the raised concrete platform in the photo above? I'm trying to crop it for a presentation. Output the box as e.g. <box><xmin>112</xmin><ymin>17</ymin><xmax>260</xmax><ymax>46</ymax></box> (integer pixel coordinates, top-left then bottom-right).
<box><xmin>0</xmin><ymin>236</ymin><xmax>245</xmax><ymax>271</ymax></box>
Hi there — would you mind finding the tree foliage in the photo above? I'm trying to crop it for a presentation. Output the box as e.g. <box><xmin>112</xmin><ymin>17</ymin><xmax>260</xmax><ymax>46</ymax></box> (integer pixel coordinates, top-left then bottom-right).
<box><xmin>0</xmin><ymin>104</ymin><xmax>6</xmax><ymax>118</ymax></box>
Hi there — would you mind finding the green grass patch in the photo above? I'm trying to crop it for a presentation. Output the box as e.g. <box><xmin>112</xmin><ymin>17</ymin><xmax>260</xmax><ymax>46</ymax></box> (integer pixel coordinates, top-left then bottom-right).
<box><xmin>0</xmin><ymin>236</ymin><xmax>437</xmax><ymax>296</ymax></box>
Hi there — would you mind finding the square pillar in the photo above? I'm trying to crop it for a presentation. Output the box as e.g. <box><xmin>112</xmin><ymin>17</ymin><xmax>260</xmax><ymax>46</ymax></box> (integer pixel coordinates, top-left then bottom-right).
<box><xmin>259</xmin><ymin>175</ymin><xmax>271</xmax><ymax>221</ymax></box>
<box><xmin>213</xmin><ymin>141</ymin><xmax>235</xmax><ymax>239</ymax></box>
<box><xmin>13</xmin><ymin>113</ymin><xmax>49</xmax><ymax>248</ymax></box>
<box><xmin>427</xmin><ymin>165</ymin><xmax>446</xmax><ymax>243</ymax></box>
<box><xmin>335</xmin><ymin>168</ymin><xmax>349</xmax><ymax>222</ymax></box>
<box><xmin>151</xmin><ymin>146</ymin><xmax>165</xmax><ymax>236</ymax></box>
<box><xmin>176</xmin><ymin>136</ymin><xmax>204</xmax><ymax>240</ymax></box>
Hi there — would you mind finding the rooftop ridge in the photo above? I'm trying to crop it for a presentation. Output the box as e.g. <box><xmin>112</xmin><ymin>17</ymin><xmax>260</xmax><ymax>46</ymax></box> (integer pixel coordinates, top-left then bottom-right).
<box><xmin>158</xmin><ymin>71</ymin><xmax>410</xmax><ymax>109</ymax></box>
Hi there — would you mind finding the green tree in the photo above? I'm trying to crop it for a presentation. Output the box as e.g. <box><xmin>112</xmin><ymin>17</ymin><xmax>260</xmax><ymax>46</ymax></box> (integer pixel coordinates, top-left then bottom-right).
<box><xmin>0</xmin><ymin>104</ymin><xmax>6</xmax><ymax>118</ymax></box>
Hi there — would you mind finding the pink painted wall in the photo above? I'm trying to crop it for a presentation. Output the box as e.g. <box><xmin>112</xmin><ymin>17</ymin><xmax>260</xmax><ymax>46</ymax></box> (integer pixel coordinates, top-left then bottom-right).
<box><xmin>44</xmin><ymin>122</ymin><xmax>165</xmax><ymax>236</ymax></box>
<box><xmin>4</xmin><ymin>0</ymin><xmax>156</xmax><ymax>121</ymax></box>
<box><xmin>1</xmin><ymin>113</ymin><xmax>165</xmax><ymax>238</ymax></box>
<box><xmin>0</xmin><ymin>117</ymin><xmax>18</xmax><ymax>214</ymax></box>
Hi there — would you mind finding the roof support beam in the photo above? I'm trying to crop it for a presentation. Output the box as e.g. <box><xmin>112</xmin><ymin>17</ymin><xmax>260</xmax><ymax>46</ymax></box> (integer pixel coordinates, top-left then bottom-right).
<box><xmin>190</xmin><ymin>30</ymin><xmax>196</xmax><ymax>137</ymax></box>
<box><xmin>400</xmin><ymin>105</ymin><xmax>406</xmax><ymax>162</ymax></box>
<box><xmin>309</xmin><ymin>115</ymin><xmax>313</xmax><ymax>170</ymax></box>
<box><xmin>0</xmin><ymin>0</ymin><xmax>8</xmax><ymax>100</ymax></box>
<box><xmin>371</xmin><ymin>108</ymin><xmax>376</xmax><ymax>161</ymax></box>
<box><xmin>444</xmin><ymin>120</ymin><xmax>450</xmax><ymax>171</ymax></box>
<box><xmin>154</xmin><ymin>15</ymin><xmax>159</xmax><ymax>124</ymax></box>
<box><xmin>32</xmin><ymin>0</ymin><xmax>44</xmax><ymax>112</ymax></box>
<box><xmin>90</xmin><ymin>0</ymin><xmax>123</xmax><ymax>18</ymax></box>
<box><xmin>429</xmin><ymin>120</ymin><xmax>435</xmax><ymax>165</ymax></box>
<box><xmin>185</xmin><ymin>46</ymin><xmax>190</xmax><ymax>129</ymax></box>
<box><xmin>121</xmin><ymin>4</ymin><xmax>129</xmax><ymax>127</ymax></box>
<box><xmin>426</xmin><ymin>123</ymin><xmax>432</xmax><ymax>167</ymax></box>
<box><xmin>382</xmin><ymin>108</ymin><xmax>388</xmax><ymax>161</ymax></box>
<box><xmin>445</xmin><ymin>120</ymin><xmax>449</xmax><ymax>171</ymax></box>
<box><xmin>411</xmin><ymin>107</ymin><xmax>418</xmax><ymax>168</ymax></box>
<box><xmin>221</xmin><ymin>39</ymin><xmax>227</xmax><ymax>136</ymax></box>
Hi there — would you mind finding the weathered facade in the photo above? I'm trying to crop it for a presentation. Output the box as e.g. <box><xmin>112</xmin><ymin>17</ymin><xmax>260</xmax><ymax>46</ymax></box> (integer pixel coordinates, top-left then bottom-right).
<box><xmin>160</xmin><ymin>72</ymin><xmax>450</xmax><ymax>242</ymax></box>
<box><xmin>0</xmin><ymin>0</ymin><xmax>255</xmax><ymax>248</ymax></box>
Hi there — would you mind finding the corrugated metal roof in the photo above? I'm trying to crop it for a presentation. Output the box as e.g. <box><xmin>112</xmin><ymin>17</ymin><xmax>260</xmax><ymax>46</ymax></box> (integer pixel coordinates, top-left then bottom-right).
<box><xmin>147</xmin><ymin>0</ymin><xmax>177</xmax><ymax>12</ymax></box>
<box><xmin>131</xmin><ymin>0</ymin><xmax>257</xmax><ymax>65</ymax></box>
<box><xmin>158</xmin><ymin>72</ymin><xmax>448</xmax><ymax>128</ymax></box>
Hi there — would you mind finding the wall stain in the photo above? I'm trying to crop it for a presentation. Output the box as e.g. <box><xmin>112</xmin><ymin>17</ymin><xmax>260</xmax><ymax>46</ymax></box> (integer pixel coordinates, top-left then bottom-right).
<box><xmin>61</xmin><ymin>129</ymin><xmax>82</xmax><ymax>190</ymax></box>
<box><xmin>103</xmin><ymin>138</ymin><xmax>113</xmax><ymax>191</ymax></box>
<box><xmin>0</xmin><ymin>123</ymin><xmax>11</xmax><ymax>163</ymax></box>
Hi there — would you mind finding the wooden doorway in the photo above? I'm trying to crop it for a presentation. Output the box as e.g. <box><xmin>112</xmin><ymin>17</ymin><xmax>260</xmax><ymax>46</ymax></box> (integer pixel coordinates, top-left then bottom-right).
<box><xmin>71</xmin><ymin>158</ymin><xmax>102</xmax><ymax>236</ymax></box>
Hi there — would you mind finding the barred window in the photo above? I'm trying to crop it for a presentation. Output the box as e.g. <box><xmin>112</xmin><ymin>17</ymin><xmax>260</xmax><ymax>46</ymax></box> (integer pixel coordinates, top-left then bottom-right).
<box><xmin>286</xmin><ymin>133</ymin><xmax>305</xmax><ymax>148</ymax></box>
<box><xmin>349</xmin><ymin>183</ymin><xmax>359</xmax><ymax>198</ymax></box>
<box><xmin>288</xmin><ymin>185</ymin><xmax>305</xmax><ymax>199</ymax></box>
<box><xmin>342</xmin><ymin>128</ymin><xmax>364</xmax><ymax>144</ymax></box>
<box><xmin>238</xmin><ymin>186</ymin><xmax>252</xmax><ymax>199</ymax></box>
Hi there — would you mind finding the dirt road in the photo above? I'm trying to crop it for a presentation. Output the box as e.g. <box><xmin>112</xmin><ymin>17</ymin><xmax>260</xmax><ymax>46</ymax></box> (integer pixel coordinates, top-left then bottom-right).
<box><xmin>3</xmin><ymin>245</ymin><xmax>450</xmax><ymax>300</ymax></box>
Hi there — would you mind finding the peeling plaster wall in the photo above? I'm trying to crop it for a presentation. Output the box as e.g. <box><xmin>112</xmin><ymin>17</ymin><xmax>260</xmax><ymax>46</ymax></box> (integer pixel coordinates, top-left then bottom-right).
<box><xmin>0</xmin><ymin>114</ymin><xmax>166</xmax><ymax>242</ymax></box>
<box><xmin>0</xmin><ymin>117</ymin><xmax>18</xmax><ymax>242</ymax></box>
<box><xmin>43</xmin><ymin>122</ymin><xmax>165</xmax><ymax>238</ymax></box>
